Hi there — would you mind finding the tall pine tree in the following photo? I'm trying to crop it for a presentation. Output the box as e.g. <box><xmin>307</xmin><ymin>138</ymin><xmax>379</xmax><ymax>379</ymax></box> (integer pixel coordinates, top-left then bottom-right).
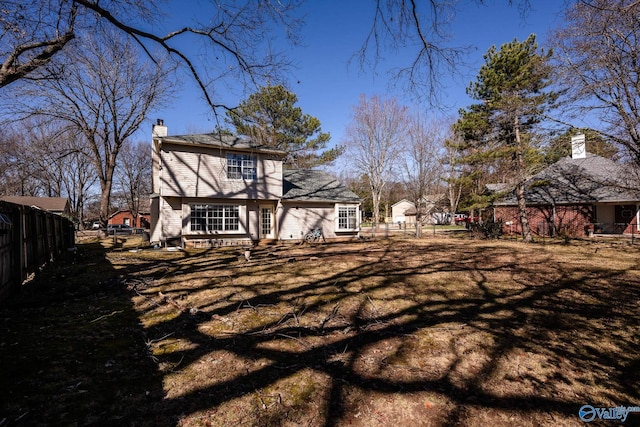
<box><xmin>227</xmin><ymin>85</ymin><xmax>341</xmax><ymax>168</ymax></box>
<box><xmin>456</xmin><ymin>34</ymin><xmax>555</xmax><ymax>242</ymax></box>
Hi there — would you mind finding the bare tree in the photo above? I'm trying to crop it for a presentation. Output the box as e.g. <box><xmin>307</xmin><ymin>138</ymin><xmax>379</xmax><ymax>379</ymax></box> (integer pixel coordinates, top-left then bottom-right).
<box><xmin>357</xmin><ymin>0</ymin><xmax>467</xmax><ymax>105</ymax></box>
<box><xmin>399</xmin><ymin>115</ymin><xmax>447</xmax><ymax>236</ymax></box>
<box><xmin>14</xmin><ymin>29</ymin><xmax>173</xmax><ymax>226</ymax></box>
<box><xmin>0</xmin><ymin>119</ymin><xmax>98</xmax><ymax>224</ymax></box>
<box><xmin>356</xmin><ymin>0</ymin><xmax>533</xmax><ymax>104</ymax></box>
<box><xmin>0</xmin><ymin>1</ymin><xmax>301</xmax><ymax>116</ymax></box>
<box><xmin>550</xmin><ymin>0</ymin><xmax>640</xmax><ymax>166</ymax></box>
<box><xmin>17</xmin><ymin>119</ymin><xmax>67</xmax><ymax>197</ymax></box>
<box><xmin>0</xmin><ymin>128</ymin><xmax>32</xmax><ymax>195</ymax></box>
<box><xmin>1</xmin><ymin>1</ymin><xmax>540</xmax><ymax>114</ymax></box>
<box><xmin>57</xmin><ymin>129</ymin><xmax>98</xmax><ymax>226</ymax></box>
<box><xmin>344</xmin><ymin>95</ymin><xmax>408</xmax><ymax>224</ymax></box>
<box><xmin>114</xmin><ymin>140</ymin><xmax>151</xmax><ymax>228</ymax></box>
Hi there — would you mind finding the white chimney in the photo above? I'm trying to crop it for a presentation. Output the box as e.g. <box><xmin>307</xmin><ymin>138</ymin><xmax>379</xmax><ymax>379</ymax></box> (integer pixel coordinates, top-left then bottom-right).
<box><xmin>152</xmin><ymin>118</ymin><xmax>167</xmax><ymax>138</ymax></box>
<box><xmin>571</xmin><ymin>133</ymin><xmax>586</xmax><ymax>159</ymax></box>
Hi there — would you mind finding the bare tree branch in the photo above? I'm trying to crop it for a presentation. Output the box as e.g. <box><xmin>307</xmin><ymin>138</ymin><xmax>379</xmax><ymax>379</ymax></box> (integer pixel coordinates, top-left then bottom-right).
<box><xmin>551</xmin><ymin>0</ymin><xmax>640</xmax><ymax>166</ymax></box>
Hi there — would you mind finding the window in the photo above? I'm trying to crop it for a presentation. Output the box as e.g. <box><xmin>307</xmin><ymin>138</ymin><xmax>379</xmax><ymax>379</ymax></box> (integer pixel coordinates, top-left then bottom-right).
<box><xmin>338</xmin><ymin>206</ymin><xmax>358</xmax><ymax>230</ymax></box>
<box><xmin>227</xmin><ymin>153</ymin><xmax>256</xmax><ymax>180</ymax></box>
<box><xmin>190</xmin><ymin>204</ymin><xmax>240</xmax><ymax>232</ymax></box>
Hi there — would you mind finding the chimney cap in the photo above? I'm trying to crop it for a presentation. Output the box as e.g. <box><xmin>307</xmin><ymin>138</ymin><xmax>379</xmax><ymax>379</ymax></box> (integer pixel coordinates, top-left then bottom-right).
<box><xmin>152</xmin><ymin>119</ymin><xmax>167</xmax><ymax>138</ymax></box>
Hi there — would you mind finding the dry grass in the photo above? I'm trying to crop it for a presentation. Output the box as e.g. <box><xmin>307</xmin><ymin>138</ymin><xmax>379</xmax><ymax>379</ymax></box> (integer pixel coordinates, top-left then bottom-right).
<box><xmin>1</xmin><ymin>235</ymin><xmax>639</xmax><ymax>426</ymax></box>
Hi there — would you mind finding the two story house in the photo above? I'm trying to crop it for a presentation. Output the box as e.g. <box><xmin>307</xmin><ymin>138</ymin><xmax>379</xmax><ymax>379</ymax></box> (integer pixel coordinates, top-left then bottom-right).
<box><xmin>149</xmin><ymin>120</ymin><xmax>361</xmax><ymax>247</ymax></box>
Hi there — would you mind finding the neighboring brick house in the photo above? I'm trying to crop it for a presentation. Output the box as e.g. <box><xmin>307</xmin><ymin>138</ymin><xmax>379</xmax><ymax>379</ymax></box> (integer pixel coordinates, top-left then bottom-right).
<box><xmin>149</xmin><ymin>120</ymin><xmax>361</xmax><ymax>247</ymax></box>
<box><xmin>108</xmin><ymin>209</ymin><xmax>151</xmax><ymax>229</ymax></box>
<box><xmin>493</xmin><ymin>139</ymin><xmax>640</xmax><ymax>237</ymax></box>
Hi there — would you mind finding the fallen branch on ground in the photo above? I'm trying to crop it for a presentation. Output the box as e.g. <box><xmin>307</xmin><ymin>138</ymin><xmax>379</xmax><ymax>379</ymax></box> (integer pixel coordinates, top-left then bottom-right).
<box><xmin>89</xmin><ymin>310</ymin><xmax>123</xmax><ymax>323</ymax></box>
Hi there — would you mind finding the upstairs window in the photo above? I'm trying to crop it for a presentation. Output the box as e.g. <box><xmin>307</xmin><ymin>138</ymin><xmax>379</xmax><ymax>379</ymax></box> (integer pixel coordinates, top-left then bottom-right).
<box><xmin>227</xmin><ymin>153</ymin><xmax>257</xmax><ymax>180</ymax></box>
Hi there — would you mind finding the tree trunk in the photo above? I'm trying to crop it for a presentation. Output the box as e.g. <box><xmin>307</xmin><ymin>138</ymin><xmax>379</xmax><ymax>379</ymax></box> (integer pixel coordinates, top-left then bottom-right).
<box><xmin>514</xmin><ymin>116</ymin><xmax>532</xmax><ymax>242</ymax></box>
<box><xmin>515</xmin><ymin>181</ymin><xmax>532</xmax><ymax>242</ymax></box>
<box><xmin>371</xmin><ymin>186</ymin><xmax>381</xmax><ymax>225</ymax></box>
<box><xmin>98</xmin><ymin>159</ymin><xmax>115</xmax><ymax>226</ymax></box>
<box><xmin>99</xmin><ymin>183</ymin><xmax>111</xmax><ymax>226</ymax></box>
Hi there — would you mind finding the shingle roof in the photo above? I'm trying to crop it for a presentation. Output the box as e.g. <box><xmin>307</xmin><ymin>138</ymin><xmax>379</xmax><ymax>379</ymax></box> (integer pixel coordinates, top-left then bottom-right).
<box><xmin>282</xmin><ymin>169</ymin><xmax>361</xmax><ymax>203</ymax></box>
<box><xmin>0</xmin><ymin>196</ymin><xmax>70</xmax><ymax>213</ymax></box>
<box><xmin>494</xmin><ymin>153</ymin><xmax>639</xmax><ymax>205</ymax></box>
<box><xmin>159</xmin><ymin>133</ymin><xmax>287</xmax><ymax>156</ymax></box>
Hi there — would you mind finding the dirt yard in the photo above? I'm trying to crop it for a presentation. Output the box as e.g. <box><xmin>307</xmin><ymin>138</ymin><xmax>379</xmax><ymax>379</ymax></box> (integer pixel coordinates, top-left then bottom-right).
<box><xmin>1</xmin><ymin>235</ymin><xmax>639</xmax><ymax>426</ymax></box>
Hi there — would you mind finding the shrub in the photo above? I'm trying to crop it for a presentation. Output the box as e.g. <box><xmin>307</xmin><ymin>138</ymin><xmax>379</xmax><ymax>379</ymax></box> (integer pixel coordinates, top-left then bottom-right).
<box><xmin>468</xmin><ymin>220</ymin><xmax>503</xmax><ymax>239</ymax></box>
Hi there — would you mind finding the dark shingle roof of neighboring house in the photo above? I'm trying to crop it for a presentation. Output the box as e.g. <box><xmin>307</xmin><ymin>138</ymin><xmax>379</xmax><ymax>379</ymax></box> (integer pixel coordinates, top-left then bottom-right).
<box><xmin>0</xmin><ymin>196</ymin><xmax>71</xmax><ymax>214</ymax></box>
<box><xmin>282</xmin><ymin>169</ymin><xmax>361</xmax><ymax>203</ymax></box>
<box><xmin>159</xmin><ymin>133</ymin><xmax>287</xmax><ymax>156</ymax></box>
<box><xmin>494</xmin><ymin>153</ymin><xmax>639</xmax><ymax>206</ymax></box>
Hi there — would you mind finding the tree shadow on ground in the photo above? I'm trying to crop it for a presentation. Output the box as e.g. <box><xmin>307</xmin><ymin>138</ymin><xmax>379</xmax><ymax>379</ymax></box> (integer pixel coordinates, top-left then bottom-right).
<box><xmin>0</xmin><ymin>242</ymin><xmax>168</xmax><ymax>426</ymax></box>
<box><xmin>2</xmin><ymin>237</ymin><xmax>639</xmax><ymax>426</ymax></box>
<box><xmin>123</xmin><ymin>238</ymin><xmax>640</xmax><ymax>426</ymax></box>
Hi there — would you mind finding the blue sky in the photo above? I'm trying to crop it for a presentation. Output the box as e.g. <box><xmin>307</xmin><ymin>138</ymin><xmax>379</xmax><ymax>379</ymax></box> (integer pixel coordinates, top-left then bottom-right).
<box><xmin>147</xmin><ymin>1</ymin><xmax>567</xmax><ymax>151</ymax></box>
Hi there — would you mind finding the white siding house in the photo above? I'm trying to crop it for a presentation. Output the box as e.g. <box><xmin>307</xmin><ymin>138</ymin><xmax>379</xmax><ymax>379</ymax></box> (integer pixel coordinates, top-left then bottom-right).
<box><xmin>391</xmin><ymin>195</ymin><xmax>447</xmax><ymax>225</ymax></box>
<box><xmin>150</xmin><ymin>121</ymin><xmax>361</xmax><ymax>246</ymax></box>
<box><xmin>391</xmin><ymin>199</ymin><xmax>416</xmax><ymax>224</ymax></box>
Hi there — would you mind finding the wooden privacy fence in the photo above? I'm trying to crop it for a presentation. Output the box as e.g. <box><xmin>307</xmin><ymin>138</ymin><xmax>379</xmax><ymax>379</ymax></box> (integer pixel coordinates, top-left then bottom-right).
<box><xmin>0</xmin><ymin>201</ymin><xmax>75</xmax><ymax>302</ymax></box>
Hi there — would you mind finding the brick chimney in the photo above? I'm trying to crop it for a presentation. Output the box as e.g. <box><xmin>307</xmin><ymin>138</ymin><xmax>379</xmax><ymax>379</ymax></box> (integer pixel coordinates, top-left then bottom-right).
<box><xmin>152</xmin><ymin>118</ymin><xmax>167</xmax><ymax>138</ymax></box>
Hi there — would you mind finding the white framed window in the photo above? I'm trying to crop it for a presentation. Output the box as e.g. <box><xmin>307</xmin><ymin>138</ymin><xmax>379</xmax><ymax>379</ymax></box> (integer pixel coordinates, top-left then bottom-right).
<box><xmin>190</xmin><ymin>204</ymin><xmax>241</xmax><ymax>232</ymax></box>
<box><xmin>227</xmin><ymin>153</ymin><xmax>257</xmax><ymax>180</ymax></box>
<box><xmin>337</xmin><ymin>205</ymin><xmax>358</xmax><ymax>231</ymax></box>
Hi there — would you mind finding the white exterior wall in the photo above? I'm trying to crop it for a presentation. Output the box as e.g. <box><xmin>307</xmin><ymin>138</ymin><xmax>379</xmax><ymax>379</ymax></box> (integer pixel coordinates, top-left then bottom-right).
<box><xmin>247</xmin><ymin>202</ymin><xmax>260</xmax><ymax>241</ymax></box>
<box><xmin>278</xmin><ymin>203</ymin><xmax>335</xmax><ymax>240</ymax></box>
<box><xmin>149</xmin><ymin>196</ymin><xmax>182</xmax><ymax>243</ymax></box>
<box><xmin>391</xmin><ymin>200</ymin><xmax>416</xmax><ymax>224</ymax></box>
<box><xmin>278</xmin><ymin>202</ymin><xmax>360</xmax><ymax>240</ymax></box>
<box><xmin>159</xmin><ymin>143</ymin><xmax>282</xmax><ymax>199</ymax></box>
<box><xmin>152</xmin><ymin>139</ymin><xmax>161</xmax><ymax>194</ymax></box>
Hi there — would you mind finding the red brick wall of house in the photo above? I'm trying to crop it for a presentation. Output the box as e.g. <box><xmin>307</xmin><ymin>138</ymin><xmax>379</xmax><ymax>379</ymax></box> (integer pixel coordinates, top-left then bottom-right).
<box><xmin>494</xmin><ymin>205</ymin><xmax>594</xmax><ymax>237</ymax></box>
<box><xmin>108</xmin><ymin>211</ymin><xmax>151</xmax><ymax>228</ymax></box>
